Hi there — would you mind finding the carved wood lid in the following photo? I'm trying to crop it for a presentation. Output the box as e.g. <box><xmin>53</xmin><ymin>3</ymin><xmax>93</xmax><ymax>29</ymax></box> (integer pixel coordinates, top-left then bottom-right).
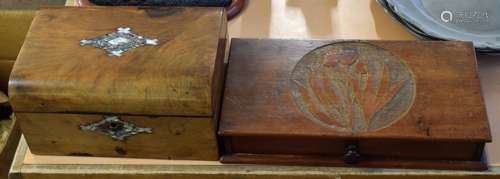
<box><xmin>9</xmin><ymin>7</ymin><xmax>226</xmax><ymax>116</ymax></box>
<box><xmin>219</xmin><ymin>39</ymin><xmax>491</xmax><ymax>142</ymax></box>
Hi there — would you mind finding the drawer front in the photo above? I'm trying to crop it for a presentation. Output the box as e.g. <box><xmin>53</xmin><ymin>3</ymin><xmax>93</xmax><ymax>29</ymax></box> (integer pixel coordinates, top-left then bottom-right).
<box><xmin>16</xmin><ymin>112</ymin><xmax>218</xmax><ymax>160</ymax></box>
<box><xmin>222</xmin><ymin>136</ymin><xmax>485</xmax><ymax>170</ymax></box>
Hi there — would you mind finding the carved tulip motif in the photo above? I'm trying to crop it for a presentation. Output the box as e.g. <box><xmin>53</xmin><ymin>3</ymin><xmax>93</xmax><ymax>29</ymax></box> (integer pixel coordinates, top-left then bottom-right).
<box><xmin>289</xmin><ymin>42</ymin><xmax>416</xmax><ymax>133</ymax></box>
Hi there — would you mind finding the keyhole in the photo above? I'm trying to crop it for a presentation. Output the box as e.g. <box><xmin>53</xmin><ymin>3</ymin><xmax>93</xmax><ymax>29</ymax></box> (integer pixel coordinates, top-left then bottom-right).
<box><xmin>108</xmin><ymin>122</ymin><xmax>123</xmax><ymax>131</ymax></box>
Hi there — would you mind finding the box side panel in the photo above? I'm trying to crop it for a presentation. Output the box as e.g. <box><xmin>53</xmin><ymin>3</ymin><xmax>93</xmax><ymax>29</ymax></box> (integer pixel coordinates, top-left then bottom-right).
<box><xmin>228</xmin><ymin>136</ymin><xmax>345</xmax><ymax>156</ymax></box>
<box><xmin>221</xmin><ymin>153</ymin><xmax>487</xmax><ymax>171</ymax></box>
<box><xmin>211</xmin><ymin>9</ymin><xmax>228</xmax><ymax>125</ymax></box>
<box><xmin>360</xmin><ymin>139</ymin><xmax>481</xmax><ymax>160</ymax></box>
<box><xmin>16</xmin><ymin>113</ymin><xmax>218</xmax><ymax>160</ymax></box>
<box><xmin>226</xmin><ymin>136</ymin><xmax>481</xmax><ymax>160</ymax></box>
<box><xmin>212</xmin><ymin>11</ymin><xmax>228</xmax><ymax>156</ymax></box>
<box><xmin>222</xmin><ymin>136</ymin><xmax>485</xmax><ymax>170</ymax></box>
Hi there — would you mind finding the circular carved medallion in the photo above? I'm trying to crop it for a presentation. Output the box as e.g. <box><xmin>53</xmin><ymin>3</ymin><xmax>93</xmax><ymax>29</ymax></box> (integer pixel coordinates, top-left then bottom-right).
<box><xmin>289</xmin><ymin>42</ymin><xmax>416</xmax><ymax>133</ymax></box>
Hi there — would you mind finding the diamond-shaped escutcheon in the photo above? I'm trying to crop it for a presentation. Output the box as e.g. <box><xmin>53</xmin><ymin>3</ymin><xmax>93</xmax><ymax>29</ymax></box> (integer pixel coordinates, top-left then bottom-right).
<box><xmin>80</xmin><ymin>116</ymin><xmax>153</xmax><ymax>141</ymax></box>
<box><xmin>80</xmin><ymin>27</ymin><xmax>159</xmax><ymax>57</ymax></box>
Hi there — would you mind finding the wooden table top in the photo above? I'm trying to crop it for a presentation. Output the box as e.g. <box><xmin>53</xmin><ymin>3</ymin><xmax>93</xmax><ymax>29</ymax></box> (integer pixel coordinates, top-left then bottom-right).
<box><xmin>27</xmin><ymin>0</ymin><xmax>500</xmax><ymax>168</ymax></box>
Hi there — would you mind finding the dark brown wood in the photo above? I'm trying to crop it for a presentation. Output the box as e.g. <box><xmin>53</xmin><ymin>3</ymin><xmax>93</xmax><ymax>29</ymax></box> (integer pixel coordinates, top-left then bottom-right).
<box><xmin>222</xmin><ymin>154</ymin><xmax>488</xmax><ymax>171</ymax></box>
<box><xmin>226</xmin><ymin>136</ymin><xmax>482</xmax><ymax>160</ymax></box>
<box><xmin>9</xmin><ymin>6</ymin><xmax>227</xmax><ymax>160</ymax></box>
<box><xmin>219</xmin><ymin>39</ymin><xmax>491</xmax><ymax>170</ymax></box>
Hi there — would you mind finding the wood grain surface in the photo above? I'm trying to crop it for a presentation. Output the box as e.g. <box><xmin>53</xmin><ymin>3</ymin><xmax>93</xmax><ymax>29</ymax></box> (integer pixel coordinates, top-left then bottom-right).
<box><xmin>9</xmin><ymin>6</ymin><xmax>227</xmax><ymax>116</ymax></box>
<box><xmin>14</xmin><ymin>0</ymin><xmax>499</xmax><ymax>177</ymax></box>
<box><xmin>63</xmin><ymin>0</ymin><xmax>500</xmax><ymax>168</ymax></box>
<box><xmin>17</xmin><ymin>112</ymin><xmax>219</xmax><ymax>160</ymax></box>
<box><xmin>220</xmin><ymin>39</ymin><xmax>490</xmax><ymax>141</ymax></box>
<box><xmin>8</xmin><ymin>6</ymin><xmax>227</xmax><ymax>160</ymax></box>
<box><xmin>219</xmin><ymin>39</ymin><xmax>490</xmax><ymax>170</ymax></box>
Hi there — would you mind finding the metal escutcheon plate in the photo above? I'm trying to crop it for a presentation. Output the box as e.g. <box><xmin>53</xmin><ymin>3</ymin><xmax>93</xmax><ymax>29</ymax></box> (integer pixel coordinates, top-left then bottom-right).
<box><xmin>80</xmin><ymin>27</ymin><xmax>159</xmax><ymax>57</ymax></box>
<box><xmin>80</xmin><ymin>115</ymin><xmax>152</xmax><ymax>141</ymax></box>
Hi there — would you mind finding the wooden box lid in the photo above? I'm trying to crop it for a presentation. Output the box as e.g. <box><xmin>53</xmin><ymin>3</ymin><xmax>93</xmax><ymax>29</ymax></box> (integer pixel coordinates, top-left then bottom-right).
<box><xmin>9</xmin><ymin>7</ymin><xmax>227</xmax><ymax>116</ymax></box>
<box><xmin>219</xmin><ymin>39</ymin><xmax>491</xmax><ymax>170</ymax></box>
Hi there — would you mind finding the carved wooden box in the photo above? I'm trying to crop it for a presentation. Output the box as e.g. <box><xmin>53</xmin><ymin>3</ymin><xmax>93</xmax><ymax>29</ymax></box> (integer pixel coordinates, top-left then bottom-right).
<box><xmin>219</xmin><ymin>39</ymin><xmax>491</xmax><ymax>170</ymax></box>
<box><xmin>9</xmin><ymin>6</ymin><xmax>227</xmax><ymax>160</ymax></box>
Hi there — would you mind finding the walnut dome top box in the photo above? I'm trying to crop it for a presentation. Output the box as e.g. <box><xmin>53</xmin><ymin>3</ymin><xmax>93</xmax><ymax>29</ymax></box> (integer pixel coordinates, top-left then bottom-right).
<box><xmin>9</xmin><ymin>6</ymin><xmax>227</xmax><ymax>160</ymax></box>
